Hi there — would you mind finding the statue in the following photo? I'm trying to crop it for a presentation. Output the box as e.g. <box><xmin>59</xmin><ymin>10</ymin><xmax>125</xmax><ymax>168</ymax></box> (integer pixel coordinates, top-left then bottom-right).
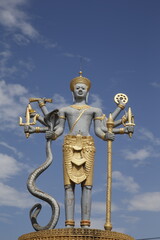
<box><xmin>19</xmin><ymin>71</ymin><xmax>134</xmax><ymax>231</ymax></box>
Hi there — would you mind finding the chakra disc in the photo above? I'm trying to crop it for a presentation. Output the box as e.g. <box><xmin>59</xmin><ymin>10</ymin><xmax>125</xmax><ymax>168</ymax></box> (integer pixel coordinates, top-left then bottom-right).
<box><xmin>114</xmin><ymin>93</ymin><xmax>128</xmax><ymax>104</ymax></box>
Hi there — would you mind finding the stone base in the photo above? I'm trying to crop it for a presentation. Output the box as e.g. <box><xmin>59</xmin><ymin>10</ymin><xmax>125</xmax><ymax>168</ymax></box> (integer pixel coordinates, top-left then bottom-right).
<box><xmin>18</xmin><ymin>228</ymin><xmax>135</xmax><ymax>240</ymax></box>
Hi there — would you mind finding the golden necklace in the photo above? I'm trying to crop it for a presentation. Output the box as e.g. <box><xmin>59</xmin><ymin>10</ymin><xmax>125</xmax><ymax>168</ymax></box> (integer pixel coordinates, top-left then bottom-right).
<box><xmin>70</xmin><ymin>104</ymin><xmax>91</xmax><ymax>110</ymax></box>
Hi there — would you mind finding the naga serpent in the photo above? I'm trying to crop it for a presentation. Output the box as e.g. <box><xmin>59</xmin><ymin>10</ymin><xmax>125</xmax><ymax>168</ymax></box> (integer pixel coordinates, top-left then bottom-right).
<box><xmin>26</xmin><ymin>109</ymin><xmax>60</xmax><ymax>231</ymax></box>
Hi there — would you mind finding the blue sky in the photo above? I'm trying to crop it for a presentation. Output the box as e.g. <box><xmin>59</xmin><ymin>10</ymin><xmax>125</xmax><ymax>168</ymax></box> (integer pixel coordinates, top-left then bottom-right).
<box><xmin>0</xmin><ymin>0</ymin><xmax>160</xmax><ymax>239</ymax></box>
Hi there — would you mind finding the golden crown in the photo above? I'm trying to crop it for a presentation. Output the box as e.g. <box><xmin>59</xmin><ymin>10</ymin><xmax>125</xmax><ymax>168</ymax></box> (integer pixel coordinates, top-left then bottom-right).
<box><xmin>70</xmin><ymin>71</ymin><xmax>91</xmax><ymax>92</ymax></box>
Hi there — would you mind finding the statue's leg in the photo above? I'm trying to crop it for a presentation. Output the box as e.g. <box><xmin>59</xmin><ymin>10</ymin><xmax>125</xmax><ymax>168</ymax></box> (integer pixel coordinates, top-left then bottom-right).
<box><xmin>64</xmin><ymin>183</ymin><xmax>75</xmax><ymax>228</ymax></box>
<box><xmin>80</xmin><ymin>185</ymin><xmax>92</xmax><ymax>228</ymax></box>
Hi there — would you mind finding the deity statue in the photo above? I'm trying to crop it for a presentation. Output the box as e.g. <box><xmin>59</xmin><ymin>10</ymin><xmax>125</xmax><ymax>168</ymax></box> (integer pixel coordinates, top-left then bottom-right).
<box><xmin>20</xmin><ymin>71</ymin><xmax>134</xmax><ymax>231</ymax></box>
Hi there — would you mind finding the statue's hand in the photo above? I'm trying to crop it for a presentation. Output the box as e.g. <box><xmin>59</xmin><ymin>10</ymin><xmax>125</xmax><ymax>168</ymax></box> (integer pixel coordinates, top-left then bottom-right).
<box><xmin>24</xmin><ymin>125</ymin><xmax>35</xmax><ymax>134</ymax></box>
<box><xmin>104</xmin><ymin>132</ymin><xmax>115</xmax><ymax>141</ymax></box>
<box><xmin>30</xmin><ymin>111</ymin><xmax>37</xmax><ymax>118</ymax></box>
<box><xmin>45</xmin><ymin>131</ymin><xmax>58</xmax><ymax>140</ymax></box>
<box><xmin>124</xmin><ymin>126</ymin><xmax>134</xmax><ymax>134</ymax></box>
<box><xmin>117</xmin><ymin>99</ymin><xmax>126</xmax><ymax>108</ymax></box>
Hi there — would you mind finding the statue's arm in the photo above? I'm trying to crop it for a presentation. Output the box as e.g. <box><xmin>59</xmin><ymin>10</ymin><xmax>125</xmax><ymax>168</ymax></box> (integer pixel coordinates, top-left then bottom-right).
<box><xmin>113</xmin><ymin>113</ymin><xmax>128</xmax><ymax>127</ymax></box>
<box><xmin>113</xmin><ymin>125</ymin><xmax>134</xmax><ymax>135</ymax></box>
<box><xmin>111</xmin><ymin>100</ymin><xmax>126</xmax><ymax>120</ymax></box>
<box><xmin>94</xmin><ymin>108</ymin><xmax>114</xmax><ymax>141</ymax></box>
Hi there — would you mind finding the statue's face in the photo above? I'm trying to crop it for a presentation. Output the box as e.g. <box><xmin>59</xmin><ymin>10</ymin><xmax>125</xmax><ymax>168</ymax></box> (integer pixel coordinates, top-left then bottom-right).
<box><xmin>73</xmin><ymin>83</ymin><xmax>88</xmax><ymax>99</ymax></box>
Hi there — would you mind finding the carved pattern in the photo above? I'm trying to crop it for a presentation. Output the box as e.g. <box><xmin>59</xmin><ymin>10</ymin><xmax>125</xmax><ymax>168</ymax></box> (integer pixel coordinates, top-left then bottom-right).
<box><xmin>63</xmin><ymin>135</ymin><xmax>95</xmax><ymax>185</ymax></box>
<box><xmin>18</xmin><ymin>228</ymin><xmax>135</xmax><ymax>240</ymax></box>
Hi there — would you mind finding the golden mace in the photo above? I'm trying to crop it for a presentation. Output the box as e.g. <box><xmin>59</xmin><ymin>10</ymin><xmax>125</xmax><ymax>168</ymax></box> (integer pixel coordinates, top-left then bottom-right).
<box><xmin>104</xmin><ymin>113</ymin><xmax>114</xmax><ymax>231</ymax></box>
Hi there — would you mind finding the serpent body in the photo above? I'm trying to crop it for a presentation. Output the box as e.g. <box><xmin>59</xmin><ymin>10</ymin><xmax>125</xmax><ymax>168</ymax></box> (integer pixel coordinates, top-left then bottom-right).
<box><xmin>27</xmin><ymin>139</ymin><xmax>60</xmax><ymax>231</ymax></box>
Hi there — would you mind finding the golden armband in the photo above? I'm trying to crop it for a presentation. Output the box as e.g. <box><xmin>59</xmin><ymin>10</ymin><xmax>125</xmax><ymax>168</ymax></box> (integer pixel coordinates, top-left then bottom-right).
<box><xmin>118</xmin><ymin>104</ymin><xmax>125</xmax><ymax>110</ymax></box>
<box><xmin>59</xmin><ymin>115</ymin><xmax>66</xmax><ymax>120</ymax></box>
<box><xmin>39</xmin><ymin>102</ymin><xmax>45</xmax><ymax>108</ymax></box>
<box><xmin>35</xmin><ymin>127</ymin><xmax>40</xmax><ymax>133</ymax></box>
<box><xmin>94</xmin><ymin>114</ymin><xmax>106</xmax><ymax>121</ymax></box>
<box><xmin>119</xmin><ymin>128</ymin><xmax>125</xmax><ymax>134</ymax></box>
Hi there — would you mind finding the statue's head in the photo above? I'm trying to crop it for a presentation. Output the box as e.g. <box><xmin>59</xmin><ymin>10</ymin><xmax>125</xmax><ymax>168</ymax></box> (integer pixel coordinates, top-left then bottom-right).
<box><xmin>70</xmin><ymin>71</ymin><xmax>91</xmax><ymax>103</ymax></box>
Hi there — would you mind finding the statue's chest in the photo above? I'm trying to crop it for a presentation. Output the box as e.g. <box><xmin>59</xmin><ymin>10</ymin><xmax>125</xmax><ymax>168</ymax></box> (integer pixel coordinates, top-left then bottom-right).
<box><xmin>66</xmin><ymin>109</ymin><xmax>93</xmax><ymax>124</ymax></box>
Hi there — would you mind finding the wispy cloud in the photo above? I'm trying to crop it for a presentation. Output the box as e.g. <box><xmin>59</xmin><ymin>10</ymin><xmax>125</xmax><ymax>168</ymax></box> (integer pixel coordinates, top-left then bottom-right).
<box><xmin>0</xmin><ymin>41</ymin><xmax>35</xmax><ymax>79</ymax></box>
<box><xmin>150</xmin><ymin>81</ymin><xmax>160</xmax><ymax>88</ymax></box>
<box><xmin>0</xmin><ymin>48</ymin><xmax>17</xmax><ymax>79</ymax></box>
<box><xmin>0</xmin><ymin>0</ymin><xmax>38</xmax><ymax>39</ymax></box>
<box><xmin>63</xmin><ymin>53</ymin><xmax>91</xmax><ymax>63</ymax></box>
<box><xmin>75</xmin><ymin>201</ymin><xmax>119</xmax><ymax>215</ymax></box>
<box><xmin>51</xmin><ymin>93</ymin><xmax>69</xmax><ymax>110</ymax></box>
<box><xmin>127</xmin><ymin>192</ymin><xmax>160</xmax><ymax>211</ymax></box>
<box><xmin>139</xmin><ymin>128</ymin><xmax>160</xmax><ymax>146</ymax></box>
<box><xmin>0</xmin><ymin>0</ymin><xmax>57</xmax><ymax>48</ymax></box>
<box><xmin>122</xmin><ymin>148</ymin><xmax>152</xmax><ymax>167</ymax></box>
<box><xmin>0</xmin><ymin>80</ymin><xmax>29</xmax><ymax>130</ymax></box>
<box><xmin>0</xmin><ymin>153</ymin><xmax>31</xmax><ymax>180</ymax></box>
<box><xmin>90</xmin><ymin>217</ymin><xmax>105</xmax><ymax>229</ymax></box>
<box><xmin>0</xmin><ymin>141</ymin><xmax>23</xmax><ymax>158</ymax></box>
<box><xmin>113</xmin><ymin>171</ymin><xmax>140</xmax><ymax>193</ymax></box>
<box><xmin>90</xmin><ymin>93</ymin><xmax>103</xmax><ymax>109</ymax></box>
<box><xmin>0</xmin><ymin>182</ymin><xmax>35</xmax><ymax>208</ymax></box>
<box><xmin>120</xmin><ymin>214</ymin><xmax>140</xmax><ymax>224</ymax></box>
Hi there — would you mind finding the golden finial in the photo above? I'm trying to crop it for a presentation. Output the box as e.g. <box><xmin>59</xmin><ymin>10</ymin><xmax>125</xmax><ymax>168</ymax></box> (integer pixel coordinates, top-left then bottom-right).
<box><xmin>79</xmin><ymin>71</ymin><xmax>83</xmax><ymax>76</ymax></box>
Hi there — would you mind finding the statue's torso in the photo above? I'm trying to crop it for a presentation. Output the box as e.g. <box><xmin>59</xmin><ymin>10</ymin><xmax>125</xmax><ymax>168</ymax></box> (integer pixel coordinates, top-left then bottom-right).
<box><xmin>60</xmin><ymin>105</ymin><xmax>101</xmax><ymax>136</ymax></box>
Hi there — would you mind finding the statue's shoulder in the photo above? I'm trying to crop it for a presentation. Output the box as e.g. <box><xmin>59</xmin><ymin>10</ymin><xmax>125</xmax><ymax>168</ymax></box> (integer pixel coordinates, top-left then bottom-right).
<box><xmin>89</xmin><ymin>106</ymin><xmax>103</xmax><ymax>114</ymax></box>
<box><xmin>59</xmin><ymin>105</ymin><xmax>72</xmax><ymax>113</ymax></box>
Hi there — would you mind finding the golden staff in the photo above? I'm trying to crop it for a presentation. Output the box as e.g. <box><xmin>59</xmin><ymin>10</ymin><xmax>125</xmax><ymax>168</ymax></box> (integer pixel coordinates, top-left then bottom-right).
<box><xmin>104</xmin><ymin>113</ymin><xmax>114</xmax><ymax>231</ymax></box>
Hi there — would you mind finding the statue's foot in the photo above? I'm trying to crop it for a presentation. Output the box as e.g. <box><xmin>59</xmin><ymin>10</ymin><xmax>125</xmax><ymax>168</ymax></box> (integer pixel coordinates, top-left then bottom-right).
<box><xmin>66</xmin><ymin>225</ymin><xmax>74</xmax><ymax>228</ymax></box>
<box><xmin>65</xmin><ymin>220</ymin><xmax>75</xmax><ymax>228</ymax></box>
<box><xmin>80</xmin><ymin>220</ymin><xmax>90</xmax><ymax>228</ymax></box>
<box><xmin>81</xmin><ymin>225</ymin><xmax>90</xmax><ymax>229</ymax></box>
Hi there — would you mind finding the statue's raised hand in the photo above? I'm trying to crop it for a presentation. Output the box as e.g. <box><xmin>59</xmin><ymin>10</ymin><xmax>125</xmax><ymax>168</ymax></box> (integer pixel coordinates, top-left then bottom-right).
<box><xmin>24</xmin><ymin>125</ymin><xmax>35</xmax><ymax>134</ymax></box>
<box><xmin>124</xmin><ymin>126</ymin><xmax>134</xmax><ymax>134</ymax></box>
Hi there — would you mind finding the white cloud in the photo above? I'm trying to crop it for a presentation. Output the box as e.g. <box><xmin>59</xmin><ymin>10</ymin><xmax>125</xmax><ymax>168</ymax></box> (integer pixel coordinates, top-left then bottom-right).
<box><xmin>0</xmin><ymin>153</ymin><xmax>31</xmax><ymax>180</ymax></box>
<box><xmin>0</xmin><ymin>0</ymin><xmax>39</xmax><ymax>39</ymax></box>
<box><xmin>90</xmin><ymin>217</ymin><xmax>126</xmax><ymax>233</ymax></box>
<box><xmin>113</xmin><ymin>171</ymin><xmax>140</xmax><ymax>193</ymax></box>
<box><xmin>0</xmin><ymin>182</ymin><xmax>35</xmax><ymax>208</ymax></box>
<box><xmin>0</xmin><ymin>212</ymin><xmax>13</xmax><ymax>224</ymax></box>
<box><xmin>0</xmin><ymin>0</ymin><xmax>57</xmax><ymax>48</ymax></box>
<box><xmin>63</xmin><ymin>53</ymin><xmax>91</xmax><ymax>63</ymax></box>
<box><xmin>0</xmin><ymin>141</ymin><xmax>23</xmax><ymax>158</ymax></box>
<box><xmin>122</xmin><ymin>148</ymin><xmax>151</xmax><ymax>167</ymax></box>
<box><xmin>90</xmin><ymin>94</ymin><xmax>103</xmax><ymax>109</ymax></box>
<box><xmin>92</xmin><ymin>201</ymin><xmax>119</xmax><ymax>214</ymax></box>
<box><xmin>51</xmin><ymin>93</ymin><xmax>69</xmax><ymax>110</ymax></box>
<box><xmin>127</xmin><ymin>192</ymin><xmax>160</xmax><ymax>211</ymax></box>
<box><xmin>112</xmin><ymin>227</ymin><xmax>126</xmax><ymax>234</ymax></box>
<box><xmin>90</xmin><ymin>217</ymin><xmax>105</xmax><ymax>229</ymax></box>
<box><xmin>0</xmin><ymin>80</ymin><xmax>29</xmax><ymax>130</ymax></box>
<box><xmin>0</xmin><ymin>48</ymin><xmax>17</xmax><ymax>79</ymax></box>
<box><xmin>75</xmin><ymin>201</ymin><xmax>119</xmax><ymax>216</ymax></box>
<box><xmin>139</xmin><ymin>128</ymin><xmax>160</xmax><ymax>146</ymax></box>
<box><xmin>120</xmin><ymin>214</ymin><xmax>140</xmax><ymax>224</ymax></box>
<box><xmin>150</xmin><ymin>82</ymin><xmax>160</xmax><ymax>88</ymax></box>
